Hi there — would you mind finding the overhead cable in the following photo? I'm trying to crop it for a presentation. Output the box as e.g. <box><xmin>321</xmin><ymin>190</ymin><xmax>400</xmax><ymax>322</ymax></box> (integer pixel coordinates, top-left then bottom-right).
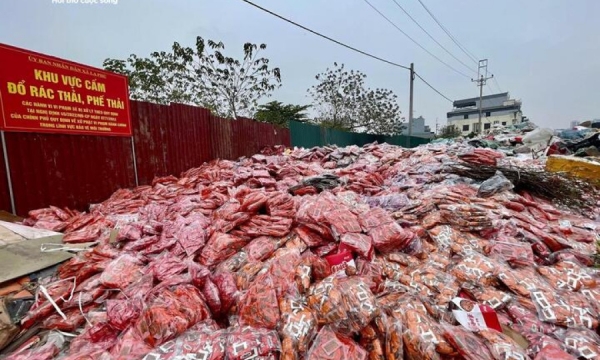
<box><xmin>389</xmin><ymin>0</ymin><xmax>477</xmax><ymax>75</ymax></box>
<box><xmin>361</xmin><ymin>0</ymin><xmax>471</xmax><ymax>79</ymax></box>
<box><xmin>238</xmin><ymin>0</ymin><xmax>454</xmax><ymax>103</ymax></box>
<box><xmin>415</xmin><ymin>72</ymin><xmax>453</xmax><ymax>102</ymax></box>
<box><xmin>239</xmin><ymin>0</ymin><xmax>410</xmax><ymax>70</ymax></box>
<box><xmin>416</xmin><ymin>0</ymin><xmax>479</xmax><ymax>64</ymax></box>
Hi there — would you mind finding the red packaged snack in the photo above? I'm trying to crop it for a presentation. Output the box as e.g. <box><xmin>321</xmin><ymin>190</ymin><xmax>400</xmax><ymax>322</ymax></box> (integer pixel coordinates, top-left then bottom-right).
<box><xmin>267</xmin><ymin>192</ymin><xmax>295</xmax><ymax>218</ymax></box>
<box><xmin>450</xmin><ymin>252</ymin><xmax>500</xmax><ymax>287</ymax></box>
<box><xmin>534</xmin><ymin>344</ymin><xmax>576</xmax><ymax>360</ymax></box>
<box><xmin>306</xmin><ymin>326</ymin><xmax>367</xmax><ymax>360</ymax></box>
<box><xmin>174</xmin><ymin>213</ymin><xmax>209</xmax><ymax>256</ymax></box>
<box><xmin>525</xmin><ymin>333</ymin><xmax>571</xmax><ymax>359</ymax></box>
<box><xmin>239</xmin><ymin>276</ymin><xmax>281</xmax><ymax>330</ymax></box>
<box><xmin>142</xmin><ymin>321</ymin><xmax>226</xmax><ymax>360</ymax></box>
<box><xmin>67</xmin><ymin>322</ymin><xmax>118</xmax><ymax>356</ymax></box>
<box><xmin>336</xmin><ymin>277</ymin><xmax>378</xmax><ymax>334</ymax></box>
<box><xmin>279</xmin><ymin>297</ymin><xmax>318</xmax><ymax>359</ymax></box>
<box><xmin>324</xmin><ymin>250</ymin><xmax>356</xmax><ymax>275</ymax></box>
<box><xmin>487</xmin><ymin>241</ymin><xmax>534</xmax><ymax>267</ymax></box>
<box><xmin>477</xmin><ymin>329</ymin><xmax>529</xmax><ymax>360</ymax></box>
<box><xmin>241</xmin><ymin>191</ymin><xmax>268</xmax><ymax>212</ymax></box>
<box><xmin>189</xmin><ymin>261</ymin><xmax>211</xmax><ymax>288</ymax></box>
<box><xmin>235</xmin><ymin>261</ymin><xmax>264</xmax><ymax>290</ymax></box>
<box><xmin>307</xmin><ymin>276</ymin><xmax>347</xmax><ymax>326</ymax></box>
<box><xmin>561</xmin><ymin>328</ymin><xmax>600</xmax><ymax>359</ymax></box>
<box><xmin>384</xmin><ymin>313</ymin><xmax>404</xmax><ymax>360</ymax></box>
<box><xmin>359</xmin><ymin>207</ymin><xmax>394</xmax><ymax>232</ymax></box>
<box><xmin>324</xmin><ymin>208</ymin><xmax>362</xmax><ymax>238</ymax></box>
<box><xmin>245</xmin><ymin>236</ymin><xmax>278</xmax><ymax>261</ymax></box>
<box><xmin>340</xmin><ymin>233</ymin><xmax>373</xmax><ymax>259</ymax></box>
<box><xmin>210</xmin><ymin>271</ymin><xmax>239</xmax><ymax>315</ymax></box>
<box><xmin>5</xmin><ymin>332</ymin><xmax>66</xmax><ymax>360</ymax></box>
<box><xmin>225</xmin><ymin>326</ymin><xmax>281</xmax><ymax>360</ymax></box>
<box><xmin>100</xmin><ymin>253</ymin><xmax>145</xmax><ymax>290</ymax></box>
<box><xmin>201</xmin><ymin>277</ymin><xmax>222</xmax><ymax>316</ymax></box>
<box><xmin>368</xmin><ymin>222</ymin><xmax>415</xmax><ymax>253</ymax></box>
<box><xmin>148</xmin><ymin>251</ymin><xmax>188</xmax><ymax>282</ymax></box>
<box><xmin>441</xmin><ymin>324</ymin><xmax>493</xmax><ymax>360</ymax></box>
<box><xmin>530</xmin><ymin>290</ymin><xmax>598</xmax><ymax>329</ymax></box>
<box><xmin>21</xmin><ymin>277</ymin><xmax>77</xmax><ymax>330</ymax></box>
<box><xmin>136</xmin><ymin>288</ymin><xmax>197</xmax><ymax>347</ymax></box>
<box><xmin>401</xmin><ymin>310</ymin><xmax>455</xmax><ymax>358</ymax></box>
<box><xmin>199</xmin><ymin>232</ymin><xmax>248</xmax><ymax>268</ymax></box>
<box><xmin>106</xmin><ymin>298</ymin><xmax>143</xmax><ymax>331</ymax></box>
<box><xmin>109</xmin><ymin>326</ymin><xmax>153</xmax><ymax>359</ymax></box>
<box><xmin>295</xmin><ymin>225</ymin><xmax>328</xmax><ymax>248</ymax></box>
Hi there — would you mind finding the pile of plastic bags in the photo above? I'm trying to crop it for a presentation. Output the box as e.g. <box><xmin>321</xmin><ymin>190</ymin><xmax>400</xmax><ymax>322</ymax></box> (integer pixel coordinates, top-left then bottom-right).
<box><xmin>7</xmin><ymin>142</ymin><xmax>600</xmax><ymax>360</ymax></box>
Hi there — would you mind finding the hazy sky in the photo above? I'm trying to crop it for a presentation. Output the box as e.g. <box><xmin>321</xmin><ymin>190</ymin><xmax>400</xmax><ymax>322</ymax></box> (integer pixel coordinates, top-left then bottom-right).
<box><xmin>1</xmin><ymin>0</ymin><xmax>598</xmax><ymax>130</ymax></box>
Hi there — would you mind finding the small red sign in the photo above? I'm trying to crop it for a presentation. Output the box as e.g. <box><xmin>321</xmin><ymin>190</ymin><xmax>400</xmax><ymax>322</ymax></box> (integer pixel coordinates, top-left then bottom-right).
<box><xmin>0</xmin><ymin>43</ymin><xmax>131</xmax><ymax>136</ymax></box>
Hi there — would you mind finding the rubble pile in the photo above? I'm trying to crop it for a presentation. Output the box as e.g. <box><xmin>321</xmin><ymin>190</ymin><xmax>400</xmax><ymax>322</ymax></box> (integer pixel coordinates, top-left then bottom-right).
<box><xmin>4</xmin><ymin>142</ymin><xmax>600</xmax><ymax>360</ymax></box>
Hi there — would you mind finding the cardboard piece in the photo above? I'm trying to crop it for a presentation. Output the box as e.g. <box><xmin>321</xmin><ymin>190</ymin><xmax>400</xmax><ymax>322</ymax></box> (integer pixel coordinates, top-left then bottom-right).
<box><xmin>546</xmin><ymin>155</ymin><xmax>600</xmax><ymax>184</ymax></box>
<box><xmin>0</xmin><ymin>300</ymin><xmax>19</xmax><ymax>351</ymax></box>
<box><xmin>0</xmin><ymin>223</ymin><xmax>71</xmax><ymax>284</ymax></box>
<box><xmin>500</xmin><ymin>324</ymin><xmax>529</xmax><ymax>350</ymax></box>
<box><xmin>0</xmin><ymin>211</ymin><xmax>22</xmax><ymax>224</ymax></box>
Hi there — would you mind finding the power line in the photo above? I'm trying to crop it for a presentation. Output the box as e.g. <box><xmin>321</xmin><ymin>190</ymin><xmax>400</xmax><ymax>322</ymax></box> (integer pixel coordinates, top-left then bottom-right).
<box><xmin>415</xmin><ymin>0</ymin><xmax>479</xmax><ymax>64</ymax></box>
<box><xmin>238</xmin><ymin>0</ymin><xmax>454</xmax><ymax>103</ymax></box>
<box><xmin>415</xmin><ymin>72</ymin><xmax>452</xmax><ymax>102</ymax></box>
<box><xmin>361</xmin><ymin>0</ymin><xmax>471</xmax><ymax>79</ymax></box>
<box><xmin>389</xmin><ymin>0</ymin><xmax>476</xmax><ymax>75</ymax></box>
<box><xmin>492</xmin><ymin>76</ymin><xmax>502</xmax><ymax>93</ymax></box>
<box><xmin>238</xmin><ymin>0</ymin><xmax>410</xmax><ymax>70</ymax></box>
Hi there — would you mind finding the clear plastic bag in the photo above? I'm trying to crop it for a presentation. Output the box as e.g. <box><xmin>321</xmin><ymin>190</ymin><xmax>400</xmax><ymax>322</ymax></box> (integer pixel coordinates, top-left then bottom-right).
<box><xmin>477</xmin><ymin>171</ymin><xmax>514</xmax><ymax>198</ymax></box>
<box><xmin>225</xmin><ymin>326</ymin><xmax>281</xmax><ymax>360</ymax></box>
<box><xmin>306</xmin><ymin>326</ymin><xmax>367</xmax><ymax>360</ymax></box>
<box><xmin>5</xmin><ymin>332</ymin><xmax>65</xmax><ymax>360</ymax></box>
<box><xmin>279</xmin><ymin>296</ymin><xmax>318</xmax><ymax>359</ymax></box>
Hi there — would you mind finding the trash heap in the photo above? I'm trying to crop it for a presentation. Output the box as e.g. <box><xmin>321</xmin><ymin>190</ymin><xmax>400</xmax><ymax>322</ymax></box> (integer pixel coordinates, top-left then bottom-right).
<box><xmin>4</xmin><ymin>142</ymin><xmax>600</xmax><ymax>360</ymax></box>
<box><xmin>440</xmin><ymin>120</ymin><xmax>600</xmax><ymax>162</ymax></box>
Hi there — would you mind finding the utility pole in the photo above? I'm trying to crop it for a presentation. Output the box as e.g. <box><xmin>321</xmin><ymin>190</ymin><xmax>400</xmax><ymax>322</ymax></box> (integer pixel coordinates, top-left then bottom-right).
<box><xmin>435</xmin><ymin>117</ymin><xmax>439</xmax><ymax>135</ymax></box>
<box><xmin>471</xmin><ymin>59</ymin><xmax>493</xmax><ymax>134</ymax></box>
<box><xmin>407</xmin><ymin>62</ymin><xmax>414</xmax><ymax>147</ymax></box>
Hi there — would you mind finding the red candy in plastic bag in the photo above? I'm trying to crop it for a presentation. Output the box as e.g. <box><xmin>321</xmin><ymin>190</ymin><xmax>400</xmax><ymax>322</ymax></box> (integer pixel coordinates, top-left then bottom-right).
<box><xmin>199</xmin><ymin>232</ymin><xmax>247</xmax><ymax>268</ymax></box>
<box><xmin>340</xmin><ymin>233</ymin><xmax>372</xmax><ymax>259</ymax></box>
<box><xmin>369</xmin><ymin>222</ymin><xmax>415</xmax><ymax>253</ymax></box>
<box><xmin>225</xmin><ymin>326</ymin><xmax>281</xmax><ymax>360</ymax></box>
<box><xmin>306</xmin><ymin>326</ymin><xmax>367</xmax><ymax>360</ymax></box>
<box><xmin>100</xmin><ymin>254</ymin><xmax>145</xmax><ymax>290</ymax></box>
<box><xmin>107</xmin><ymin>298</ymin><xmax>143</xmax><ymax>331</ymax></box>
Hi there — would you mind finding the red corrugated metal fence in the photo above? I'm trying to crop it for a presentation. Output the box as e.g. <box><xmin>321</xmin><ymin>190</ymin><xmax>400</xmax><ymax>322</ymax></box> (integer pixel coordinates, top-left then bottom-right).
<box><xmin>4</xmin><ymin>100</ymin><xmax>290</xmax><ymax>216</ymax></box>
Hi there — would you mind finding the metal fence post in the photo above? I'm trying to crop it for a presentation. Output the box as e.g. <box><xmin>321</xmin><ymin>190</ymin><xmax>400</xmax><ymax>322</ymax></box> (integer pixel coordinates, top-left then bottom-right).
<box><xmin>131</xmin><ymin>136</ymin><xmax>139</xmax><ymax>187</ymax></box>
<box><xmin>1</xmin><ymin>131</ymin><xmax>16</xmax><ymax>214</ymax></box>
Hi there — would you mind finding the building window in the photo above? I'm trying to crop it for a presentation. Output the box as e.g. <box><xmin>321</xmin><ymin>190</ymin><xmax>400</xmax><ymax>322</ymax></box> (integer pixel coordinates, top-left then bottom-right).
<box><xmin>462</xmin><ymin>124</ymin><xmax>470</xmax><ymax>131</ymax></box>
<box><xmin>493</xmin><ymin>121</ymin><xmax>499</xmax><ymax>124</ymax></box>
<box><xmin>463</xmin><ymin>114</ymin><xmax>469</xmax><ymax>119</ymax></box>
<box><xmin>486</xmin><ymin>112</ymin><xmax>491</xmax><ymax>117</ymax></box>
<box><xmin>484</xmin><ymin>123</ymin><xmax>491</xmax><ymax>130</ymax></box>
<box><xmin>502</xmin><ymin>122</ymin><xmax>507</xmax><ymax>126</ymax></box>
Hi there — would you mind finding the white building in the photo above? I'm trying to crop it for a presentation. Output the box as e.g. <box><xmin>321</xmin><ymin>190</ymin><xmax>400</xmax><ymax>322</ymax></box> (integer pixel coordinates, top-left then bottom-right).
<box><xmin>402</xmin><ymin>116</ymin><xmax>434</xmax><ymax>139</ymax></box>
<box><xmin>447</xmin><ymin>92</ymin><xmax>523</xmax><ymax>135</ymax></box>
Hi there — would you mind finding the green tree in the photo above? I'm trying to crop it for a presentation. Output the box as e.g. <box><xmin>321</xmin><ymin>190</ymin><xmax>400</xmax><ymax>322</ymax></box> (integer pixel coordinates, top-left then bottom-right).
<box><xmin>307</xmin><ymin>63</ymin><xmax>403</xmax><ymax>135</ymax></box>
<box><xmin>437</xmin><ymin>125</ymin><xmax>462</xmax><ymax>139</ymax></box>
<box><xmin>103</xmin><ymin>37</ymin><xmax>281</xmax><ymax>119</ymax></box>
<box><xmin>254</xmin><ymin>101</ymin><xmax>310</xmax><ymax>127</ymax></box>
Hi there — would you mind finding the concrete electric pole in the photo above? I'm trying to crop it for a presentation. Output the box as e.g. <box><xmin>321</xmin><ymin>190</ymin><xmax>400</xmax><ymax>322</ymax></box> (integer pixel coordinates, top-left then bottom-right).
<box><xmin>407</xmin><ymin>62</ymin><xmax>415</xmax><ymax>147</ymax></box>
<box><xmin>471</xmin><ymin>59</ymin><xmax>493</xmax><ymax>134</ymax></box>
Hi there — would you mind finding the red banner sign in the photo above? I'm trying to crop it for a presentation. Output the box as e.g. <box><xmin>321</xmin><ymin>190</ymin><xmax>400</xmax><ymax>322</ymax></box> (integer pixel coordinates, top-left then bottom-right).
<box><xmin>0</xmin><ymin>43</ymin><xmax>131</xmax><ymax>136</ymax></box>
